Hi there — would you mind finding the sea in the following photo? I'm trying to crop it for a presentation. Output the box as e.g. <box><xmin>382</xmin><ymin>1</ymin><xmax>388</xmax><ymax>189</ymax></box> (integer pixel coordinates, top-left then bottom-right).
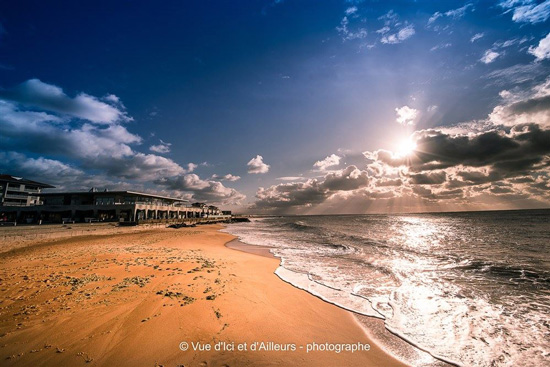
<box><xmin>222</xmin><ymin>209</ymin><xmax>550</xmax><ymax>367</ymax></box>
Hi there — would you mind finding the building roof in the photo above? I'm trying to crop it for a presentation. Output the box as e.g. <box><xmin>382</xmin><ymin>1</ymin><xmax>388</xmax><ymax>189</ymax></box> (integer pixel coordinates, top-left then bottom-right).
<box><xmin>38</xmin><ymin>190</ymin><xmax>188</xmax><ymax>202</ymax></box>
<box><xmin>0</xmin><ymin>174</ymin><xmax>55</xmax><ymax>188</ymax></box>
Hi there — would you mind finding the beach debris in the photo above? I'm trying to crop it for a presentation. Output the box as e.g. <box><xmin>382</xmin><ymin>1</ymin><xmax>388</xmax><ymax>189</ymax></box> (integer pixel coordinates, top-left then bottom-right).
<box><xmin>63</xmin><ymin>274</ymin><xmax>109</xmax><ymax>291</ymax></box>
<box><xmin>155</xmin><ymin>289</ymin><xmax>195</xmax><ymax>305</ymax></box>
<box><xmin>111</xmin><ymin>276</ymin><xmax>151</xmax><ymax>291</ymax></box>
<box><xmin>77</xmin><ymin>351</ymin><xmax>94</xmax><ymax>363</ymax></box>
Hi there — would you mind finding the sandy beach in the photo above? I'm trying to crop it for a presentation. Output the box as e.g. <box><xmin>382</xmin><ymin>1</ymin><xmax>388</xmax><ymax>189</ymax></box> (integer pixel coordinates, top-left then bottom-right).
<box><xmin>0</xmin><ymin>224</ymin><xmax>406</xmax><ymax>367</ymax></box>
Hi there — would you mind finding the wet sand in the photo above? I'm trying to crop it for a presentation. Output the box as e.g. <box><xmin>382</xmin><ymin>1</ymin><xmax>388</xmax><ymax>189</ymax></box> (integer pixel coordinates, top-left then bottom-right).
<box><xmin>0</xmin><ymin>224</ymin><xmax>406</xmax><ymax>366</ymax></box>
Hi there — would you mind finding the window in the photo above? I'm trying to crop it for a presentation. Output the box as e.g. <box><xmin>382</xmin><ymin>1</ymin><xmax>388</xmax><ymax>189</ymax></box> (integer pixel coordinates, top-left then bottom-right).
<box><xmin>95</xmin><ymin>197</ymin><xmax>115</xmax><ymax>205</ymax></box>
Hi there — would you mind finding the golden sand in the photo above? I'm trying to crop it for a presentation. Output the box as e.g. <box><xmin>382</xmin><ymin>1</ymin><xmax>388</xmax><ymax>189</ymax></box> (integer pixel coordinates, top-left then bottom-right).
<box><xmin>0</xmin><ymin>224</ymin><xmax>405</xmax><ymax>366</ymax></box>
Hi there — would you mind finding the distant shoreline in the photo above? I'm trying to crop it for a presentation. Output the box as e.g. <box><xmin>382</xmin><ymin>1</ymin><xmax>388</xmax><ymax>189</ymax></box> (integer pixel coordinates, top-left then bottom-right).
<box><xmin>242</xmin><ymin>207</ymin><xmax>550</xmax><ymax>217</ymax></box>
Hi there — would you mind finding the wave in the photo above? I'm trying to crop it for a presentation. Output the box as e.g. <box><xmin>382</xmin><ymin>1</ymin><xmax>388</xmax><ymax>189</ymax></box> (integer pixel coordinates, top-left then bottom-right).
<box><xmin>456</xmin><ymin>261</ymin><xmax>550</xmax><ymax>286</ymax></box>
<box><xmin>224</xmin><ymin>213</ymin><xmax>550</xmax><ymax>367</ymax></box>
<box><xmin>282</xmin><ymin>220</ymin><xmax>317</xmax><ymax>231</ymax></box>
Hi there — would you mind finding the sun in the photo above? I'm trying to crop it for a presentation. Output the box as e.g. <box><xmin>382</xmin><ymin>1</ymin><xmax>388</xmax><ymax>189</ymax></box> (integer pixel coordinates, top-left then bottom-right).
<box><xmin>395</xmin><ymin>138</ymin><xmax>417</xmax><ymax>158</ymax></box>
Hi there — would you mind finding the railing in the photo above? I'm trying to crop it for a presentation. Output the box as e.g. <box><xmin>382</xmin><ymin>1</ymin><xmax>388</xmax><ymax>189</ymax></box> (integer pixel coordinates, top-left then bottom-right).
<box><xmin>4</xmin><ymin>193</ymin><xmax>33</xmax><ymax>199</ymax></box>
<box><xmin>1</xmin><ymin>202</ymin><xmax>29</xmax><ymax>207</ymax></box>
<box><xmin>6</xmin><ymin>186</ymin><xmax>40</xmax><ymax>194</ymax></box>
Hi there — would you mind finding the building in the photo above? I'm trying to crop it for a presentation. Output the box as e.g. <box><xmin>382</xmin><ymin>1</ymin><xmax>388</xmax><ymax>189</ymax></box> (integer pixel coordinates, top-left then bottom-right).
<box><xmin>191</xmin><ymin>202</ymin><xmax>221</xmax><ymax>216</ymax></box>
<box><xmin>0</xmin><ymin>174</ymin><xmax>55</xmax><ymax>207</ymax></box>
<box><xmin>0</xmin><ymin>175</ymin><xmax>230</xmax><ymax>224</ymax></box>
<box><xmin>33</xmin><ymin>190</ymin><xmax>207</xmax><ymax>223</ymax></box>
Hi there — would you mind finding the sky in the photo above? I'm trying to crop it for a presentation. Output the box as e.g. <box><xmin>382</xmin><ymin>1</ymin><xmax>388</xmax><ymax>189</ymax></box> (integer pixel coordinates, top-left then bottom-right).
<box><xmin>1</xmin><ymin>0</ymin><xmax>549</xmax><ymax>214</ymax></box>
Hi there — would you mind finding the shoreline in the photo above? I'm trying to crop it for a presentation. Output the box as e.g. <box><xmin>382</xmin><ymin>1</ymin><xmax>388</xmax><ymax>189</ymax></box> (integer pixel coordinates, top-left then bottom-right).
<box><xmin>0</xmin><ymin>224</ymin><xmax>406</xmax><ymax>366</ymax></box>
<box><xmin>224</xmin><ymin>236</ymin><xmax>452</xmax><ymax>367</ymax></box>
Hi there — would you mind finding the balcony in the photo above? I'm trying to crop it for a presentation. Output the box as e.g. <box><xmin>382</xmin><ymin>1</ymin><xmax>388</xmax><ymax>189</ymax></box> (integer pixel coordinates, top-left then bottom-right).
<box><xmin>2</xmin><ymin>201</ymin><xmax>28</xmax><ymax>207</ymax></box>
<box><xmin>6</xmin><ymin>187</ymin><xmax>40</xmax><ymax>194</ymax></box>
<box><xmin>4</xmin><ymin>193</ymin><xmax>33</xmax><ymax>199</ymax></box>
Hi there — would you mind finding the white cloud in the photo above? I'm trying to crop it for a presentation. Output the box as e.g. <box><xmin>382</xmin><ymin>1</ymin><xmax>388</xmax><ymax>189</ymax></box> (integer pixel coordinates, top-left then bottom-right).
<box><xmin>211</xmin><ymin>174</ymin><xmax>241</xmax><ymax>182</ymax></box>
<box><xmin>480</xmin><ymin>50</ymin><xmax>501</xmax><ymax>64</ymax></box>
<box><xmin>445</xmin><ymin>3</ymin><xmax>474</xmax><ymax>18</ymax></box>
<box><xmin>247</xmin><ymin>155</ymin><xmax>270</xmax><ymax>174</ymax></box>
<box><xmin>0</xmin><ymin>151</ymin><xmax>84</xmax><ymax>182</ymax></box>
<box><xmin>155</xmin><ymin>174</ymin><xmax>245</xmax><ymax>205</ymax></box>
<box><xmin>345</xmin><ymin>6</ymin><xmax>357</xmax><ymax>15</ymax></box>
<box><xmin>0</xmin><ymin>79</ymin><xmax>246</xmax><ymax>204</ymax></box>
<box><xmin>379</xmin><ymin>9</ymin><xmax>399</xmax><ymax>25</ymax></box>
<box><xmin>489</xmin><ymin>78</ymin><xmax>550</xmax><ymax>127</ymax></box>
<box><xmin>276</xmin><ymin>176</ymin><xmax>306</xmax><ymax>181</ymax></box>
<box><xmin>336</xmin><ymin>16</ymin><xmax>367</xmax><ymax>41</ymax></box>
<box><xmin>252</xmin><ymin>165</ymin><xmax>370</xmax><ymax>211</ymax></box>
<box><xmin>500</xmin><ymin>0</ymin><xmax>550</xmax><ymax>24</ymax></box>
<box><xmin>0</xmin><ymin>79</ymin><xmax>131</xmax><ymax>125</ymax></box>
<box><xmin>427</xmin><ymin>12</ymin><xmax>442</xmax><ymax>25</ymax></box>
<box><xmin>149</xmin><ymin>139</ymin><xmax>171</xmax><ymax>154</ymax></box>
<box><xmin>395</xmin><ymin>106</ymin><xmax>419</xmax><ymax>126</ymax></box>
<box><xmin>483</xmin><ymin>63</ymin><xmax>545</xmax><ymax>86</ymax></box>
<box><xmin>430</xmin><ymin>43</ymin><xmax>452</xmax><ymax>51</ymax></box>
<box><xmin>471</xmin><ymin>33</ymin><xmax>484</xmax><ymax>42</ymax></box>
<box><xmin>428</xmin><ymin>4</ymin><xmax>474</xmax><ymax>27</ymax></box>
<box><xmin>528</xmin><ymin>32</ymin><xmax>550</xmax><ymax>60</ymax></box>
<box><xmin>103</xmin><ymin>94</ymin><xmax>121</xmax><ymax>104</ymax></box>
<box><xmin>381</xmin><ymin>24</ymin><xmax>415</xmax><ymax>44</ymax></box>
<box><xmin>314</xmin><ymin>154</ymin><xmax>342</xmax><ymax>171</ymax></box>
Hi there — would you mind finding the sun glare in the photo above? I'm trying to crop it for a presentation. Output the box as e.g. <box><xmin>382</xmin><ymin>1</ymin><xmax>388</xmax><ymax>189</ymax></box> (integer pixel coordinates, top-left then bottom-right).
<box><xmin>395</xmin><ymin>138</ymin><xmax>417</xmax><ymax>158</ymax></box>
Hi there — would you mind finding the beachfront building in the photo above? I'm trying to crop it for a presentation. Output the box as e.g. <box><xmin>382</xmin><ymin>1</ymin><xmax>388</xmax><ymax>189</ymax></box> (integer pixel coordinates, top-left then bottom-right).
<box><xmin>34</xmin><ymin>190</ymin><xmax>204</xmax><ymax>223</ymax></box>
<box><xmin>191</xmin><ymin>202</ymin><xmax>221</xmax><ymax>216</ymax></box>
<box><xmin>0</xmin><ymin>175</ymin><xmax>231</xmax><ymax>224</ymax></box>
<box><xmin>0</xmin><ymin>174</ymin><xmax>54</xmax><ymax>207</ymax></box>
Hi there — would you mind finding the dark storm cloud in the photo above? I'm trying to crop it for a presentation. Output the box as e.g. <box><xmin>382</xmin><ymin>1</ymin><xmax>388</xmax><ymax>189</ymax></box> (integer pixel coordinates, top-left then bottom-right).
<box><xmin>506</xmin><ymin>95</ymin><xmax>550</xmax><ymax>116</ymax></box>
<box><xmin>408</xmin><ymin>171</ymin><xmax>447</xmax><ymax>185</ymax></box>
<box><xmin>253</xmin><ymin>179</ymin><xmax>327</xmax><ymax>209</ymax></box>
<box><xmin>368</xmin><ymin>123</ymin><xmax>550</xmax><ymax>175</ymax></box>
<box><xmin>253</xmin><ymin>120</ymin><xmax>550</xmax><ymax>211</ymax></box>
<box><xmin>322</xmin><ymin>165</ymin><xmax>369</xmax><ymax>191</ymax></box>
<box><xmin>253</xmin><ymin>165</ymin><xmax>370</xmax><ymax>209</ymax></box>
<box><xmin>376</xmin><ymin>178</ymin><xmax>403</xmax><ymax>187</ymax></box>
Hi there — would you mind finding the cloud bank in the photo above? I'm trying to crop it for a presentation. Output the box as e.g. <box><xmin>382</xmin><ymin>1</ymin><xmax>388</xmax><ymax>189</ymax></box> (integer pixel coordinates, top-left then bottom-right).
<box><xmin>251</xmin><ymin>79</ymin><xmax>550</xmax><ymax>214</ymax></box>
<box><xmin>0</xmin><ymin>79</ymin><xmax>245</xmax><ymax>205</ymax></box>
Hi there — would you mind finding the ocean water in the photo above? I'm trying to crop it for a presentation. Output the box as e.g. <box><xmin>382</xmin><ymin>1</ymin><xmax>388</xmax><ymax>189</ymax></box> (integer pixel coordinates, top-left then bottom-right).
<box><xmin>223</xmin><ymin>210</ymin><xmax>550</xmax><ymax>367</ymax></box>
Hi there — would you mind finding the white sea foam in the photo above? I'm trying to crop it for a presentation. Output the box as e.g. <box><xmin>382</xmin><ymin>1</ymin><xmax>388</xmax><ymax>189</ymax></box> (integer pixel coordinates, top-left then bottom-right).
<box><xmin>274</xmin><ymin>266</ymin><xmax>382</xmax><ymax>318</ymax></box>
<box><xmin>224</xmin><ymin>212</ymin><xmax>550</xmax><ymax>367</ymax></box>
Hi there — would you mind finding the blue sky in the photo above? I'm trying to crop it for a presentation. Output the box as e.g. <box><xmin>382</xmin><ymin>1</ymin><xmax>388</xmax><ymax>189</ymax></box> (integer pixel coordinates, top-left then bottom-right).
<box><xmin>1</xmin><ymin>0</ymin><xmax>550</xmax><ymax>213</ymax></box>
